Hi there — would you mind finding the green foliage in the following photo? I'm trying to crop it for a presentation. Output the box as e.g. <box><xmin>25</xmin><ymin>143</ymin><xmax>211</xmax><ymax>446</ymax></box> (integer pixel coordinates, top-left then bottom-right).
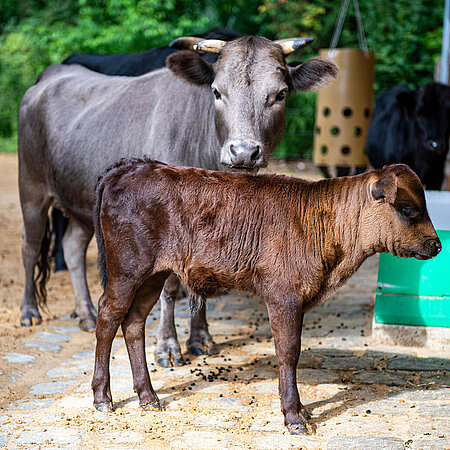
<box><xmin>0</xmin><ymin>0</ymin><xmax>446</xmax><ymax>158</ymax></box>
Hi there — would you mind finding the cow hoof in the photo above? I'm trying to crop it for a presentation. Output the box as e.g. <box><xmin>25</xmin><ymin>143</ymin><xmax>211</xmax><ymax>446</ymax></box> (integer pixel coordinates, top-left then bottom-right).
<box><xmin>20</xmin><ymin>314</ymin><xmax>42</xmax><ymax>327</ymax></box>
<box><xmin>141</xmin><ymin>401</ymin><xmax>161</xmax><ymax>412</ymax></box>
<box><xmin>172</xmin><ymin>353</ymin><xmax>185</xmax><ymax>366</ymax></box>
<box><xmin>187</xmin><ymin>341</ymin><xmax>213</xmax><ymax>356</ymax></box>
<box><xmin>94</xmin><ymin>401</ymin><xmax>114</xmax><ymax>413</ymax></box>
<box><xmin>79</xmin><ymin>319</ymin><xmax>96</xmax><ymax>332</ymax></box>
<box><xmin>156</xmin><ymin>355</ymin><xmax>171</xmax><ymax>367</ymax></box>
<box><xmin>155</xmin><ymin>352</ymin><xmax>184</xmax><ymax>367</ymax></box>
<box><xmin>286</xmin><ymin>423</ymin><xmax>308</xmax><ymax>435</ymax></box>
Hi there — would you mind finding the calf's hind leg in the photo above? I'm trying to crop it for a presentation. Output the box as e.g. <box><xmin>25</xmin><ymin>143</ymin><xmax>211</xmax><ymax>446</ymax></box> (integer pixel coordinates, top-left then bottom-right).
<box><xmin>92</xmin><ymin>280</ymin><xmax>137</xmax><ymax>412</ymax></box>
<box><xmin>122</xmin><ymin>273</ymin><xmax>169</xmax><ymax>410</ymax></box>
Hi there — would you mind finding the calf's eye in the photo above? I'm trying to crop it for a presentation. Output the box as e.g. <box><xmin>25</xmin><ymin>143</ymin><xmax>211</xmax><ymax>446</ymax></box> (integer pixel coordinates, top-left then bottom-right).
<box><xmin>276</xmin><ymin>90</ymin><xmax>287</xmax><ymax>101</ymax></box>
<box><xmin>212</xmin><ymin>87</ymin><xmax>221</xmax><ymax>100</ymax></box>
<box><xmin>402</xmin><ymin>207</ymin><xmax>418</xmax><ymax>219</ymax></box>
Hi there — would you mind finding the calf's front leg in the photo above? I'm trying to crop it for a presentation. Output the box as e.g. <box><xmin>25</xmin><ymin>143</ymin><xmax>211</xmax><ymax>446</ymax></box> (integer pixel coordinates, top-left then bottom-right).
<box><xmin>266</xmin><ymin>296</ymin><xmax>309</xmax><ymax>435</ymax></box>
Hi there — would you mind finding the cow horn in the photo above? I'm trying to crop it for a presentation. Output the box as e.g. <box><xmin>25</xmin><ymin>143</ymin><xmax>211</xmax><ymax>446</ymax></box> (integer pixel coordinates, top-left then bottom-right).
<box><xmin>169</xmin><ymin>37</ymin><xmax>204</xmax><ymax>50</ymax></box>
<box><xmin>274</xmin><ymin>37</ymin><xmax>314</xmax><ymax>55</ymax></box>
<box><xmin>193</xmin><ymin>39</ymin><xmax>228</xmax><ymax>54</ymax></box>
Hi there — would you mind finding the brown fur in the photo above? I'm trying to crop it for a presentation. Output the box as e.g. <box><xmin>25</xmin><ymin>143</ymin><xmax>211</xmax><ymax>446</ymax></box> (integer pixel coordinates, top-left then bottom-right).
<box><xmin>92</xmin><ymin>161</ymin><xmax>440</xmax><ymax>433</ymax></box>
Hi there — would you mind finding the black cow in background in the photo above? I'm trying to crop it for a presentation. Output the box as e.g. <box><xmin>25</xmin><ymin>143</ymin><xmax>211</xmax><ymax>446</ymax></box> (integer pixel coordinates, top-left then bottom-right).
<box><xmin>63</xmin><ymin>27</ymin><xmax>240</xmax><ymax>75</ymax></box>
<box><xmin>51</xmin><ymin>28</ymin><xmax>241</xmax><ymax>271</ymax></box>
<box><xmin>366</xmin><ymin>82</ymin><xmax>450</xmax><ymax>190</ymax></box>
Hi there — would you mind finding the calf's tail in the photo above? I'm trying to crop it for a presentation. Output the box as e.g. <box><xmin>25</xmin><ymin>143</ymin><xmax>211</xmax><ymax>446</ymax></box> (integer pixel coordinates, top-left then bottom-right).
<box><xmin>35</xmin><ymin>218</ymin><xmax>51</xmax><ymax>308</ymax></box>
<box><xmin>93</xmin><ymin>175</ymin><xmax>108</xmax><ymax>289</ymax></box>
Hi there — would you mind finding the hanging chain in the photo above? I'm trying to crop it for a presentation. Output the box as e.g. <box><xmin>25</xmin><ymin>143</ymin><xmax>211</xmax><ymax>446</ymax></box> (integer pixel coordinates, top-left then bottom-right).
<box><xmin>330</xmin><ymin>0</ymin><xmax>369</xmax><ymax>53</ymax></box>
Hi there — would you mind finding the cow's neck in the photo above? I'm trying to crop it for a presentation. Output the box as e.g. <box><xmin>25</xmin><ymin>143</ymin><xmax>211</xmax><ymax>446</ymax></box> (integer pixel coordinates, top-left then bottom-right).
<box><xmin>295</xmin><ymin>176</ymin><xmax>374</xmax><ymax>309</ymax></box>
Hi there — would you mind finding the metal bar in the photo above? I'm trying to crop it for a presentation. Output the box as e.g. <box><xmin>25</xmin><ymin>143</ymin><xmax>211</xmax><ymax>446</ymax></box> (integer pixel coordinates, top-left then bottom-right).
<box><xmin>441</xmin><ymin>0</ymin><xmax>450</xmax><ymax>84</ymax></box>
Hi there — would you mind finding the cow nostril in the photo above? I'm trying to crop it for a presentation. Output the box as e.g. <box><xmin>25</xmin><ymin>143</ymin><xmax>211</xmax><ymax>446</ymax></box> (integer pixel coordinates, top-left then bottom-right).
<box><xmin>229</xmin><ymin>144</ymin><xmax>237</xmax><ymax>160</ymax></box>
<box><xmin>251</xmin><ymin>146</ymin><xmax>262</xmax><ymax>162</ymax></box>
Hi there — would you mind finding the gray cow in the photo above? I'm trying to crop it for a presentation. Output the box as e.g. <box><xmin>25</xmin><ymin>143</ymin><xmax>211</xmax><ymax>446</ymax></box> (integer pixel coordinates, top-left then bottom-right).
<box><xmin>18</xmin><ymin>35</ymin><xmax>337</xmax><ymax>365</ymax></box>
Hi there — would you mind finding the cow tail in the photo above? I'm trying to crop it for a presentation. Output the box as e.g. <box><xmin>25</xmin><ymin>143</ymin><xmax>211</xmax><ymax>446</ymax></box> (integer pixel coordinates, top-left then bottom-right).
<box><xmin>35</xmin><ymin>218</ymin><xmax>51</xmax><ymax>310</ymax></box>
<box><xmin>94</xmin><ymin>175</ymin><xmax>108</xmax><ymax>289</ymax></box>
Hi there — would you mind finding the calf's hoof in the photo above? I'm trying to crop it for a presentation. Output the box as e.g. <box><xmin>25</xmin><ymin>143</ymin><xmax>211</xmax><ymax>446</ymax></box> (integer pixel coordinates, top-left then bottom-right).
<box><xmin>141</xmin><ymin>400</ymin><xmax>161</xmax><ymax>412</ymax></box>
<box><xmin>79</xmin><ymin>318</ymin><xmax>96</xmax><ymax>332</ymax></box>
<box><xmin>155</xmin><ymin>351</ymin><xmax>184</xmax><ymax>367</ymax></box>
<box><xmin>94</xmin><ymin>401</ymin><xmax>114</xmax><ymax>413</ymax></box>
<box><xmin>286</xmin><ymin>423</ymin><xmax>308</xmax><ymax>435</ymax></box>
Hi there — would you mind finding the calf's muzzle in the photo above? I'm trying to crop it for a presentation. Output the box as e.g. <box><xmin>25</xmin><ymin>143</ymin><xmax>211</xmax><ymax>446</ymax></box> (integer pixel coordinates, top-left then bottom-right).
<box><xmin>417</xmin><ymin>237</ymin><xmax>442</xmax><ymax>259</ymax></box>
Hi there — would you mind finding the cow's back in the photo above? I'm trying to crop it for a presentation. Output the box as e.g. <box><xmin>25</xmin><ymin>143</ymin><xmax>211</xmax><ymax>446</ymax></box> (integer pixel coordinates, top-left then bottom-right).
<box><xmin>18</xmin><ymin>64</ymin><xmax>219</xmax><ymax>224</ymax></box>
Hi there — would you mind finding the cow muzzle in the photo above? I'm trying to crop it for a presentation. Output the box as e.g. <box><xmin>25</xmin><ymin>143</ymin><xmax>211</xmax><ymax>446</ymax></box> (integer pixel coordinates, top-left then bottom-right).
<box><xmin>221</xmin><ymin>140</ymin><xmax>265</xmax><ymax>169</ymax></box>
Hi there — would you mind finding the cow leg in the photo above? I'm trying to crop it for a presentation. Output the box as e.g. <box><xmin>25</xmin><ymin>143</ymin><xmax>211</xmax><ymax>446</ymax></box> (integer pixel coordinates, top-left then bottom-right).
<box><xmin>187</xmin><ymin>302</ymin><xmax>213</xmax><ymax>356</ymax></box>
<box><xmin>92</xmin><ymin>282</ymin><xmax>135</xmax><ymax>412</ymax></box>
<box><xmin>61</xmin><ymin>218</ymin><xmax>97</xmax><ymax>331</ymax></box>
<box><xmin>265</xmin><ymin>296</ymin><xmax>309</xmax><ymax>435</ymax></box>
<box><xmin>155</xmin><ymin>273</ymin><xmax>184</xmax><ymax>367</ymax></box>
<box><xmin>20</xmin><ymin>196</ymin><xmax>52</xmax><ymax>327</ymax></box>
<box><xmin>122</xmin><ymin>274</ymin><xmax>168</xmax><ymax>410</ymax></box>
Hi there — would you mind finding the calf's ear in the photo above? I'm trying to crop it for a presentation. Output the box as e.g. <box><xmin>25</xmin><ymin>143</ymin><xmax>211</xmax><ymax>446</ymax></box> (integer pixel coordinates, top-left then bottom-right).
<box><xmin>287</xmin><ymin>58</ymin><xmax>338</xmax><ymax>92</ymax></box>
<box><xmin>371</xmin><ymin>172</ymin><xmax>398</xmax><ymax>204</ymax></box>
<box><xmin>167</xmin><ymin>51</ymin><xmax>215</xmax><ymax>86</ymax></box>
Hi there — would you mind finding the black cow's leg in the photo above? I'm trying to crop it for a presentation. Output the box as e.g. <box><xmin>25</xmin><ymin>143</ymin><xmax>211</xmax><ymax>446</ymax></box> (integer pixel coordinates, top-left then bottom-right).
<box><xmin>122</xmin><ymin>274</ymin><xmax>167</xmax><ymax>410</ymax></box>
<box><xmin>155</xmin><ymin>273</ymin><xmax>184</xmax><ymax>367</ymax></box>
<box><xmin>187</xmin><ymin>302</ymin><xmax>213</xmax><ymax>356</ymax></box>
<box><xmin>265</xmin><ymin>296</ymin><xmax>309</xmax><ymax>435</ymax></box>
<box><xmin>51</xmin><ymin>208</ymin><xmax>69</xmax><ymax>272</ymax></box>
<box><xmin>61</xmin><ymin>218</ymin><xmax>97</xmax><ymax>331</ymax></box>
<box><xmin>19</xmin><ymin>194</ymin><xmax>52</xmax><ymax>327</ymax></box>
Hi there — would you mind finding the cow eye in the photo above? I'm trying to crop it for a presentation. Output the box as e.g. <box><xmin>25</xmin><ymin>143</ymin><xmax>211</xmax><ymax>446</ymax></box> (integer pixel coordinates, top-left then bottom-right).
<box><xmin>276</xmin><ymin>90</ymin><xmax>287</xmax><ymax>101</ymax></box>
<box><xmin>401</xmin><ymin>207</ymin><xmax>419</xmax><ymax>219</ymax></box>
<box><xmin>212</xmin><ymin>87</ymin><xmax>221</xmax><ymax>100</ymax></box>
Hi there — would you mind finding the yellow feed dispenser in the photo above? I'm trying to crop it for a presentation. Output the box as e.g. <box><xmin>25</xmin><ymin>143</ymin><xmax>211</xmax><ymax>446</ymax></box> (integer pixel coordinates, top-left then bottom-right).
<box><xmin>313</xmin><ymin>0</ymin><xmax>374</xmax><ymax>177</ymax></box>
<box><xmin>313</xmin><ymin>49</ymin><xmax>374</xmax><ymax>177</ymax></box>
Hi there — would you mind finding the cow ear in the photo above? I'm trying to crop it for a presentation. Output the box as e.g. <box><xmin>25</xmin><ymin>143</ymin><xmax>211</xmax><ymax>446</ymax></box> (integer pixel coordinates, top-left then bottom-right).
<box><xmin>287</xmin><ymin>58</ymin><xmax>338</xmax><ymax>92</ymax></box>
<box><xmin>371</xmin><ymin>172</ymin><xmax>398</xmax><ymax>203</ymax></box>
<box><xmin>167</xmin><ymin>51</ymin><xmax>215</xmax><ymax>86</ymax></box>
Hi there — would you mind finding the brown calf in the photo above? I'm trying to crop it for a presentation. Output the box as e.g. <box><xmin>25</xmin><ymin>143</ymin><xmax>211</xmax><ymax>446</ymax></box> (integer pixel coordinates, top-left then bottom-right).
<box><xmin>92</xmin><ymin>160</ymin><xmax>441</xmax><ymax>434</ymax></box>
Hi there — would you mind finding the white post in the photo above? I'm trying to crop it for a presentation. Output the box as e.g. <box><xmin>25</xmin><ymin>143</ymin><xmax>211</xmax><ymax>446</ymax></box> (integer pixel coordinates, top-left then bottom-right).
<box><xmin>441</xmin><ymin>0</ymin><xmax>450</xmax><ymax>84</ymax></box>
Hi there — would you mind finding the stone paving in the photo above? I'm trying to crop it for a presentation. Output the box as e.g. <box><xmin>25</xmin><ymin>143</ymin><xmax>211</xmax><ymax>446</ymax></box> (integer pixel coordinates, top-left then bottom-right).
<box><xmin>0</xmin><ymin>256</ymin><xmax>449</xmax><ymax>449</ymax></box>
